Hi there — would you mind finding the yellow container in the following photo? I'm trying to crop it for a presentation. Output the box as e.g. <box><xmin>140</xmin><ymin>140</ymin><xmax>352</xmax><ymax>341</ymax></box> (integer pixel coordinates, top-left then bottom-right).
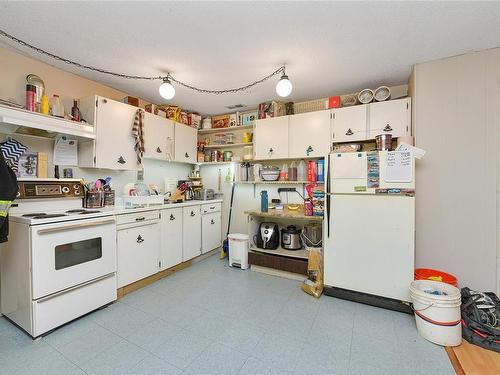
<box><xmin>40</xmin><ymin>95</ymin><xmax>49</xmax><ymax>115</ymax></box>
<box><xmin>242</xmin><ymin>132</ymin><xmax>253</xmax><ymax>143</ymax></box>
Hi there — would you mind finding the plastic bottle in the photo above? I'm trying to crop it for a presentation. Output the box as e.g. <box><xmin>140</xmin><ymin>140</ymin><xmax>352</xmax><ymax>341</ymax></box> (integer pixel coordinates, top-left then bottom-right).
<box><xmin>289</xmin><ymin>161</ymin><xmax>297</xmax><ymax>181</ymax></box>
<box><xmin>279</xmin><ymin>163</ymin><xmax>288</xmax><ymax>181</ymax></box>
<box><xmin>50</xmin><ymin>95</ymin><xmax>64</xmax><ymax>117</ymax></box>
<box><xmin>260</xmin><ymin>190</ymin><xmax>268</xmax><ymax>212</ymax></box>
<box><xmin>298</xmin><ymin>160</ymin><xmax>307</xmax><ymax>181</ymax></box>
<box><xmin>40</xmin><ymin>95</ymin><xmax>49</xmax><ymax>115</ymax></box>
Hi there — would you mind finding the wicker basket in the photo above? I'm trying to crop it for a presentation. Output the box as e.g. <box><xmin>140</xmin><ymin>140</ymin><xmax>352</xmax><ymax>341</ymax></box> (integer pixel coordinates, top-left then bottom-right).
<box><xmin>293</xmin><ymin>98</ymin><xmax>328</xmax><ymax>114</ymax></box>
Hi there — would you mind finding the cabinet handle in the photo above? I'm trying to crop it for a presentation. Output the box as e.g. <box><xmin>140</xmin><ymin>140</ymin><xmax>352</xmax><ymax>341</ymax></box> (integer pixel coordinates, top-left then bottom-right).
<box><xmin>383</xmin><ymin>124</ymin><xmax>393</xmax><ymax>132</ymax></box>
<box><xmin>170</xmin><ymin>214</ymin><xmax>175</xmax><ymax>220</ymax></box>
<box><xmin>156</xmin><ymin>147</ymin><xmax>162</xmax><ymax>153</ymax></box>
<box><xmin>306</xmin><ymin>146</ymin><xmax>314</xmax><ymax>156</ymax></box>
<box><xmin>269</xmin><ymin>148</ymin><xmax>273</xmax><ymax>154</ymax></box>
<box><xmin>136</xmin><ymin>235</ymin><xmax>144</xmax><ymax>243</ymax></box>
<box><xmin>102</xmin><ymin>99</ymin><xmax>107</xmax><ymax>104</ymax></box>
<box><xmin>185</xmin><ymin>152</ymin><xmax>189</xmax><ymax>158</ymax></box>
<box><xmin>135</xmin><ymin>217</ymin><xmax>145</xmax><ymax>221</ymax></box>
<box><xmin>345</xmin><ymin>128</ymin><xmax>354</xmax><ymax>136</ymax></box>
<box><xmin>117</xmin><ymin>156</ymin><xmax>126</xmax><ymax>164</ymax></box>
<box><xmin>190</xmin><ymin>211</ymin><xmax>195</xmax><ymax>217</ymax></box>
<box><xmin>210</xmin><ymin>219</ymin><xmax>215</xmax><ymax>225</ymax></box>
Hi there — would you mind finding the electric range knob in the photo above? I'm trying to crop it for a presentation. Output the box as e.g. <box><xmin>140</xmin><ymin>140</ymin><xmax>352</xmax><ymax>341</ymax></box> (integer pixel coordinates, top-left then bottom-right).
<box><xmin>62</xmin><ymin>187</ymin><xmax>70</xmax><ymax>193</ymax></box>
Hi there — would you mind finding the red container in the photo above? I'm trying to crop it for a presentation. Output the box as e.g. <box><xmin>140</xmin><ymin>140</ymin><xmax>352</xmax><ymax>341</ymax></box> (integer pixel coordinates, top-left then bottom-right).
<box><xmin>329</xmin><ymin>96</ymin><xmax>341</xmax><ymax>108</ymax></box>
<box><xmin>414</xmin><ymin>268</ymin><xmax>458</xmax><ymax>287</ymax></box>
<box><xmin>307</xmin><ymin>161</ymin><xmax>317</xmax><ymax>182</ymax></box>
<box><xmin>25</xmin><ymin>84</ymin><xmax>36</xmax><ymax>112</ymax></box>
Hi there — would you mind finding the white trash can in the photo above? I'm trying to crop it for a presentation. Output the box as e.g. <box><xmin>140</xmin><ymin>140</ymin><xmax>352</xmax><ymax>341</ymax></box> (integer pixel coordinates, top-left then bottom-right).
<box><xmin>228</xmin><ymin>233</ymin><xmax>249</xmax><ymax>270</ymax></box>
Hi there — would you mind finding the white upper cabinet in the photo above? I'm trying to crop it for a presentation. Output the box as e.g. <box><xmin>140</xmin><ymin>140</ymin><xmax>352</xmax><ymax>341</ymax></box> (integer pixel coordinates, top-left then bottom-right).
<box><xmin>368</xmin><ymin>98</ymin><xmax>411</xmax><ymax>139</ymax></box>
<box><xmin>254</xmin><ymin>116</ymin><xmax>289</xmax><ymax>159</ymax></box>
<box><xmin>331</xmin><ymin>104</ymin><xmax>368</xmax><ymax>142</ymax></box>
<box><xmin>174</xmin><ymin>123</ymin><xmax>197</xmax><ymax>164</ymax></box>
<box><xmin>79</xmin><ymin>96</ymin><xmax>141</xmax><ymax>170</ymax></box>
<box><xmin>144</xmin><ymin>113</ymin><xmax>174</xmax><ymax>161</ymax></box>
<box><xmin>288</xmin><ymin>110</ymin><xmax>331</xmax><ymax>157</ymax></box>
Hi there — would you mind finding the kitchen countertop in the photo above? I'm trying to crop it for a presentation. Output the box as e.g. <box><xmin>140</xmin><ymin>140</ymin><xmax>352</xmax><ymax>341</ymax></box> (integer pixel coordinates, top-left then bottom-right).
<box><xmin>109</xmin><ymin>199</ymin><xmax>223</xmax><ymax>215</ymax></box>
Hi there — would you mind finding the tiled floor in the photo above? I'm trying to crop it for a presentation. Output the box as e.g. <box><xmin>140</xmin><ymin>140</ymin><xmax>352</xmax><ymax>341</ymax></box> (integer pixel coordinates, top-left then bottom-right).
<box><xmin>0</xmin><ymin>254</ymin><xmax>455</xmax><ymax>375</ymax></box>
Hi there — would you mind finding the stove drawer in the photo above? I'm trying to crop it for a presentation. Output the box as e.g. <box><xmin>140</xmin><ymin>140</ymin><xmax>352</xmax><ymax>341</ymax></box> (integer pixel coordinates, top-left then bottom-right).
<box><xmin>115</xmin><ymin>210</ymin><xmax>160</xmax><ymax>225</ymax></box>
<box><xmin>33</xmin><ymin>273</ymin><xmax>116</xmax><ymax>337</ymax></box>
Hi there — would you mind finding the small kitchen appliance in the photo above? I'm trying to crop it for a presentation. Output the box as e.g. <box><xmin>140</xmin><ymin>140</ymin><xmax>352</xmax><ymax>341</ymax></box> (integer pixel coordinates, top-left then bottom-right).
<box><xmin>281</xmin><ymin>225</ymin><xmax>302</xmax><ymax>250</ymax></box>
<box><xmin>255</xmin><ymin>222</ymin><xmax>279</xmax><ymax>250</ymax></box>
<box><xmin>194</xmin><ymin>188</ymin><xmax>215</xmax><ymax>200</ymax></box>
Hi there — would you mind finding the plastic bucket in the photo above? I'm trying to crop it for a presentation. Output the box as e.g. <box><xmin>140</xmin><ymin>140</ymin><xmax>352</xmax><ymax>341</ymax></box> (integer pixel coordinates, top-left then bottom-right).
<box><xmin>409</xmin><ymin>280</ymin><xmax>462</xmax><ymax>346</ymax></box>
<box><xmin>415</xmin><ymin>268</ymin><xmax>458</xmax><ymax>287</ymax></box>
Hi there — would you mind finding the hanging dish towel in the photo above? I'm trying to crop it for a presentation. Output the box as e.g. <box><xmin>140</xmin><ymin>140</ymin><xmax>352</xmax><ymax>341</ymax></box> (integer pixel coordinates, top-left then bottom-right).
<box><xmin>132</xmin><ymin>109</ymin><xmax>145</xmax><ymax>164</ymax></box>
<box><xmin>0</xmin><ymin>138</ymin><xmax>27</xmax><ymax>173</ymax></box>
<box><xmin>0</xmin><ymin>151</ymin><xmax>19</xmax><ymax>243</ymax></box>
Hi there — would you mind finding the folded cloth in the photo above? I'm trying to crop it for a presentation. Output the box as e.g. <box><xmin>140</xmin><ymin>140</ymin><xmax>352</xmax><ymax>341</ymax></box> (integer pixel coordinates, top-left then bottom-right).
<box><xmin>132</xmin><ymin>109</ymin><xmax>145</xmax><ymax>164</ymax></box>
<box><xmin>0</xmin><ymin>138</ymin><xmax>27</xmax><ymax>172</ymax></box>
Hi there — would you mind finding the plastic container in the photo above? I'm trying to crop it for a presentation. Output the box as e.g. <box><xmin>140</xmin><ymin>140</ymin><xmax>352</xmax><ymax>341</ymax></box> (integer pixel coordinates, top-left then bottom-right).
<box><xmin>307</xmin><ymin>160</ymin><xmax>317</xmax><ymax>182</ymax></box>
<box><xmin>316</xmin><ymin>159</ymin><xmax>324</xmax><ymax>182</ymax></box>
<box><xmin>415</xmin><ymin>268</ymin><xmax>458</xmax><ymax>287</ymax></box>
<box><xmin>40</xmin><ymin>95</ymin><xmax>49</xmax><ymax>115</ymax></box>
<box><xmin>279</xmin><ymin>163</ymin><xmax>288</xmax><ymax>181</ymax></box>
<box><xmin>409</xmin><ymin>280</ymin><xmax>462</xmax><ymax>346</ymax></box>
<box><xmin>228</xmin><ymin>233</ymin><xmax>249</xmax><ymax>270</ymax></box>
<box><xmin>289</xmin><ymin>161</ymin><xmax>297</xmax><ymax>181</ymax></box>
<box><xmin>50</xmin><ymin>95</ymin><xmax>64</xmax><ymax>117</ymax></box>
<box><xmin>298</xmin><ymin>160</ymin><xmax>307</xmax><ymax>181</ymax></box>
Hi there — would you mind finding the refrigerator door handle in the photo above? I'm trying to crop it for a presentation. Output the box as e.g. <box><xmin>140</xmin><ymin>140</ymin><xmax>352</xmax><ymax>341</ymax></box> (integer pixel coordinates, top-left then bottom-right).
<box><xmin>326</xmin><ymin>153</ymin><xmax>331</xmax><ymax>238</ymax></box>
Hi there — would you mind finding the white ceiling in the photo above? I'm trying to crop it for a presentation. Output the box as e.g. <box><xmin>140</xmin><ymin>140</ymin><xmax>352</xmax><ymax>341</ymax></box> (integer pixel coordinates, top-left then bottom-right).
<box><xmin>1</xmin><ymin>1</ymin><xmax>500</xmax><ymax>115</ymax></box>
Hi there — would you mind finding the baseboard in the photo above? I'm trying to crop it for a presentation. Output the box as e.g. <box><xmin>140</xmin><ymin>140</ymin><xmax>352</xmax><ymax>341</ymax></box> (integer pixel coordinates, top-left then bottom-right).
<box><xmin>251</xmin><ymin>265</ymin><xmax>307</xmax><ymax>281</ymax></box>
<box><xmin>117</xmin><ymin>248</ymin><xmax>220</xmax><ymax>299</ymax></box>
<box><xmin>324</xmin><ymin>285</ymin><xmax>412</xmax><ymax>314</ymax></box>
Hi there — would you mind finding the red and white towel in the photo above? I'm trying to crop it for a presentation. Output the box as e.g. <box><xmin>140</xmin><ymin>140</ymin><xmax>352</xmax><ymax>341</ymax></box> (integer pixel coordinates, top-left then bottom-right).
<box><xmin>132</xmin><ymin>109</ymin><xmax>145</xmax><ymax>164</ymax></box>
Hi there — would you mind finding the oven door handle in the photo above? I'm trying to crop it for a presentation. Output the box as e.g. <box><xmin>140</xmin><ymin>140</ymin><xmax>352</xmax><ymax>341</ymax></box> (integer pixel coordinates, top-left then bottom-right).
<box><xmin>37</xmin><ymin>219</ymin><xmax>115</xmax><ymax>235</ymax></box>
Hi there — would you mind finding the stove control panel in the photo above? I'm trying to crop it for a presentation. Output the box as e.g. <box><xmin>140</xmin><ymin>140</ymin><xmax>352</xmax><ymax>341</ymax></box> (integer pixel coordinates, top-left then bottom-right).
<box><xmin>18</xmin><ymin>180</ymin><xmax>83</xmax><ymax>199</ymax></box>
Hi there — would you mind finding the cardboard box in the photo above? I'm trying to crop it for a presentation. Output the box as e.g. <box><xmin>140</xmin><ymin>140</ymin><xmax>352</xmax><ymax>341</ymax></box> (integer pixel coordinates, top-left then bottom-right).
<box><xmin>212</xmin><ymin>115</ymin><xmax>230</xmax><ymax>128</ymax></box>
<box><xmin>145</xmin><ymin>104</ymin><xmax>167</xmax><ymax>118</ymax></box>
<box><xmin>188</xmin><ymin>113</ymin><xmax>202</xmax><ymax>128</ymax></box>
<box><xmin>37</xmin><ymin>152</ymin><xmax>48</xmax><ymax>178</ymax></box>
<box><xmin>122</xmin><ymin>96</ymin><xmax>139</xmax><ymax>107</ymax></box>
<box><xmin>329</xmin><ymin>96</ymin><xmax>341</xmax><ymax>108</ymax></box>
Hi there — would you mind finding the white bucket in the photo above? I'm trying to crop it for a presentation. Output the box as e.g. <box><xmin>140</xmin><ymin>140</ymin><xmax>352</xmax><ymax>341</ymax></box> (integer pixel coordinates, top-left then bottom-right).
<box><xmin>409</xmin><ymin>280</ymin><xmax>462</xmax><ymax>346</ymax></box>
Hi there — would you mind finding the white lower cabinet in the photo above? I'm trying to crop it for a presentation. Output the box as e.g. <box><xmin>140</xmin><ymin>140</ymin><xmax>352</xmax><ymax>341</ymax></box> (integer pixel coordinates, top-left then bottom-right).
<box><xmin>182</xmin><ymin>206</ymin><xmax>202</xmax><ymax>261</ymax></box>
<box><xmin>160</xmin><ymin>207</ymin><xmax>183</xmax><ymax>270</ymax></box>
<box><xmin>202</xmin><ymin>212</ymin><xmax>222</xmax><ymax>254</ymax></box>
<box><xmin>117</xmin><ymin>221</ymin><xmax>161</xmax><ymax>288</ymax></box>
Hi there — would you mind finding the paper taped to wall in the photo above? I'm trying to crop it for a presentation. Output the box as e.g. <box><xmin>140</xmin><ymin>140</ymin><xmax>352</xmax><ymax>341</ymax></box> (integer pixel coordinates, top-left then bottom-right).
<box><xmin>53</xmin><ymin>137</ymin><xmax>78</xmax><ymax>166</ymax></box>
<box><xmin>385</xmin><ymin>151</ymin><xmax>412</xmax><ymax>183</ymax></box>
<box><xmin>395</xmin><ymin>143</ymin><xmax>426</xmax><ymax>159</ymax></box>
<box><xmin>331</xmin><ymin>152</ymin><xmax>366</xmax><ymax>179</ymax></box>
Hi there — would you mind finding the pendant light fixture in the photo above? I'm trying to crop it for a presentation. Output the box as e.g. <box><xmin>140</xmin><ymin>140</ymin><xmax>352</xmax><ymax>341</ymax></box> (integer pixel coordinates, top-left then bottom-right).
<box><xmin>159</xmin><ymin>75</ymin><xmax>175</xmax><ymax>100</ymax></box>
<box><xmin>275</xmin><ymin>67</ymin><xmax>293</xmax><ymax>97</ymax></box>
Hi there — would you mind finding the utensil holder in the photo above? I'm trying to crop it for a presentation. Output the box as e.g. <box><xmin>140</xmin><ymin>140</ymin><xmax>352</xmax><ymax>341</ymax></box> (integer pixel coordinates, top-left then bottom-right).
<box><xmin>84</xmin><ymin>191</ymin><xmax>103</xmax><ymax>208</ymax></box>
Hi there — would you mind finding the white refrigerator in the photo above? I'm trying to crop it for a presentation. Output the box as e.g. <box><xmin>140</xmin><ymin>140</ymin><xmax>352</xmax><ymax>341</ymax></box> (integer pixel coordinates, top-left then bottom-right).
<box><xmin>323</xmin><ymin>151</ymin><xmax>415</xmax><ymax>311</ymax></box>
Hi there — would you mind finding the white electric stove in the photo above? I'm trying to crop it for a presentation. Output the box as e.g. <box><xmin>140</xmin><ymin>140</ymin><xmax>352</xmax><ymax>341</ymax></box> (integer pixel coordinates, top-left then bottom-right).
<box><xmin>1</xmin><ymin>179</ymin><xmax>117</xmax><ymax>338</ymax></box>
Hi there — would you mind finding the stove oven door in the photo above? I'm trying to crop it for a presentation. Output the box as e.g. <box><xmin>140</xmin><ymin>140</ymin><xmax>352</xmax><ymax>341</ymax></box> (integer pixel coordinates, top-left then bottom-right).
<box><xmin>30</xmin><ymin>217</ymin><xmax>116</xmax><ymax>300</ymax></box>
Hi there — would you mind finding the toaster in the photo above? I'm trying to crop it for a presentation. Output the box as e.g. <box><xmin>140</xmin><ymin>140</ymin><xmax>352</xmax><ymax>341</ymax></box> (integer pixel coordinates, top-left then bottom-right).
<box><xmin>194</xmin><ymin>188</ymin><xmax>215</xmax><ymax>200</ymax></box>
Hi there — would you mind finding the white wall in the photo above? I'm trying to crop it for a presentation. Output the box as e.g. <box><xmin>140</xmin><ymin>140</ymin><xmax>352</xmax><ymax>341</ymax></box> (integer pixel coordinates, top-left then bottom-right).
<box><xmin>411</xmin><ymin>49</ymin><xmax>500</xmax><ymax>292</ymax></box>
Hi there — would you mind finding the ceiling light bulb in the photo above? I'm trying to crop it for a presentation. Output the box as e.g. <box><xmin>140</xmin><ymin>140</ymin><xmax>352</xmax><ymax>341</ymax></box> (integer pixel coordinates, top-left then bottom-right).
<box><xmin>159</xmin><ymin>77</ymin><xmax>175</xmax><ymax>100</ymax></box>
<box><xmin>276</xmin><ymin>74</ymin><xmax>292</xmax><ymax>97</ymax></box>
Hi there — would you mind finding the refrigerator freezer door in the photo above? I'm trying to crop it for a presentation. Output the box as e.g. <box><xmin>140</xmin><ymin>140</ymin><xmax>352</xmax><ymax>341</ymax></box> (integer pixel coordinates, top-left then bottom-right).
<box><xmin>324</xmin><ymin>194</ymin><xmax>414</xmax><ymax>302</ymax></box>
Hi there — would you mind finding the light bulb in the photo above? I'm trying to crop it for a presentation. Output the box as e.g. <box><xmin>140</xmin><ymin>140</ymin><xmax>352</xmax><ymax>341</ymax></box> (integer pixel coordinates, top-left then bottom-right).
<box><xmin>276</xmin><ymin>74</ymin><xmax>292</xmax><ymax>97</ymax></box>
<box><xmin>159</xmin><ymin>77</ymin><xmax>175</xmax><ymax>100</ymax></box>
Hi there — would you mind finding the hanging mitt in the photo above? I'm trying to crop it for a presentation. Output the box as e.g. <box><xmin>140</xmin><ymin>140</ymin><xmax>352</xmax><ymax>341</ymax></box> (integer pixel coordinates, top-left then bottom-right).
<box><xmin>132</xmin><ymin>109</ymin><xmax>145</xmax><ymax>164</ymax></box>
<box><xmin>0</xmin><ymin>138</ymin><xmax>27</xmax><ymax>173</ymax></box>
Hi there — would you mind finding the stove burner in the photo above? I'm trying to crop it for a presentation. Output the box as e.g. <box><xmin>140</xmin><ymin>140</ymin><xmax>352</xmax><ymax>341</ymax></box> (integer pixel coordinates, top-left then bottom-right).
<box><xmin>22</xmin><ymin>213</ymin><xmax>47</xmax><ymax>217</ymax></box>
<box><xmin>79</xmin><ymin>210</ymin><xmax>101</xmax><ymax>214</ymax></box>
<box><xmin>65</xmin><ymin>209</ymin><xmax>87</xmax><ymax>213</ymax></box>
<box><xmin>32</xmin><ymin>214</ymin><xmax>68</xmax><ymax>219</ymax></box>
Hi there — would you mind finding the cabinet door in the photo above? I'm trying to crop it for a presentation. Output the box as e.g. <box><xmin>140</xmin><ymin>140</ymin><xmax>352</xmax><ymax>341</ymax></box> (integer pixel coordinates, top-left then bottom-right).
<box><xmin>202</xmin><ymin>212</ymin><xmax>222</xmax><ymax>254</ymax></box>
<box><xmin>160</xmin><ymin>208</ymin><xmax>183</xmax><ymax>270</ymax></box>
<box><xmin>95</xmin><ymin>97</ymin><xmax>141</xmax><ymax>170</ymax></box>
<box><xmin>144</xmin><ymin>113</ymin><xmax>175</xmax><ymax>160</ymax></box>
<box><xmin>254</xmin><ymin>116</ymin><xmax>289</xmax><ymax>159</ymax></box>
<box><xmin>289</xmin><ymin>110</ymin><xmax>331</xmax><ymax>157</ymax></box>
<box><xmin>174</xmin><ymin>123</ymin><xmax>197</xmax><ymax>163</ymax></box>
<box><xmin>117</xmin><ymin>223</ymin><xmax>160</xmax><ymax>288</ymax></box>
<box><xmin>182</xmin><ymin>207</ymin><xmax>201</xmax><ymax>261</ymax></box>
<box><xmin>368</xmin><ymin>98</ymin><xmax>410</xmax><ymax>139</ymax></box>
<box><xmin>332</xmin><ymin>105</ymin><xmax>368</xmax><ymax>142</ymax></box>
